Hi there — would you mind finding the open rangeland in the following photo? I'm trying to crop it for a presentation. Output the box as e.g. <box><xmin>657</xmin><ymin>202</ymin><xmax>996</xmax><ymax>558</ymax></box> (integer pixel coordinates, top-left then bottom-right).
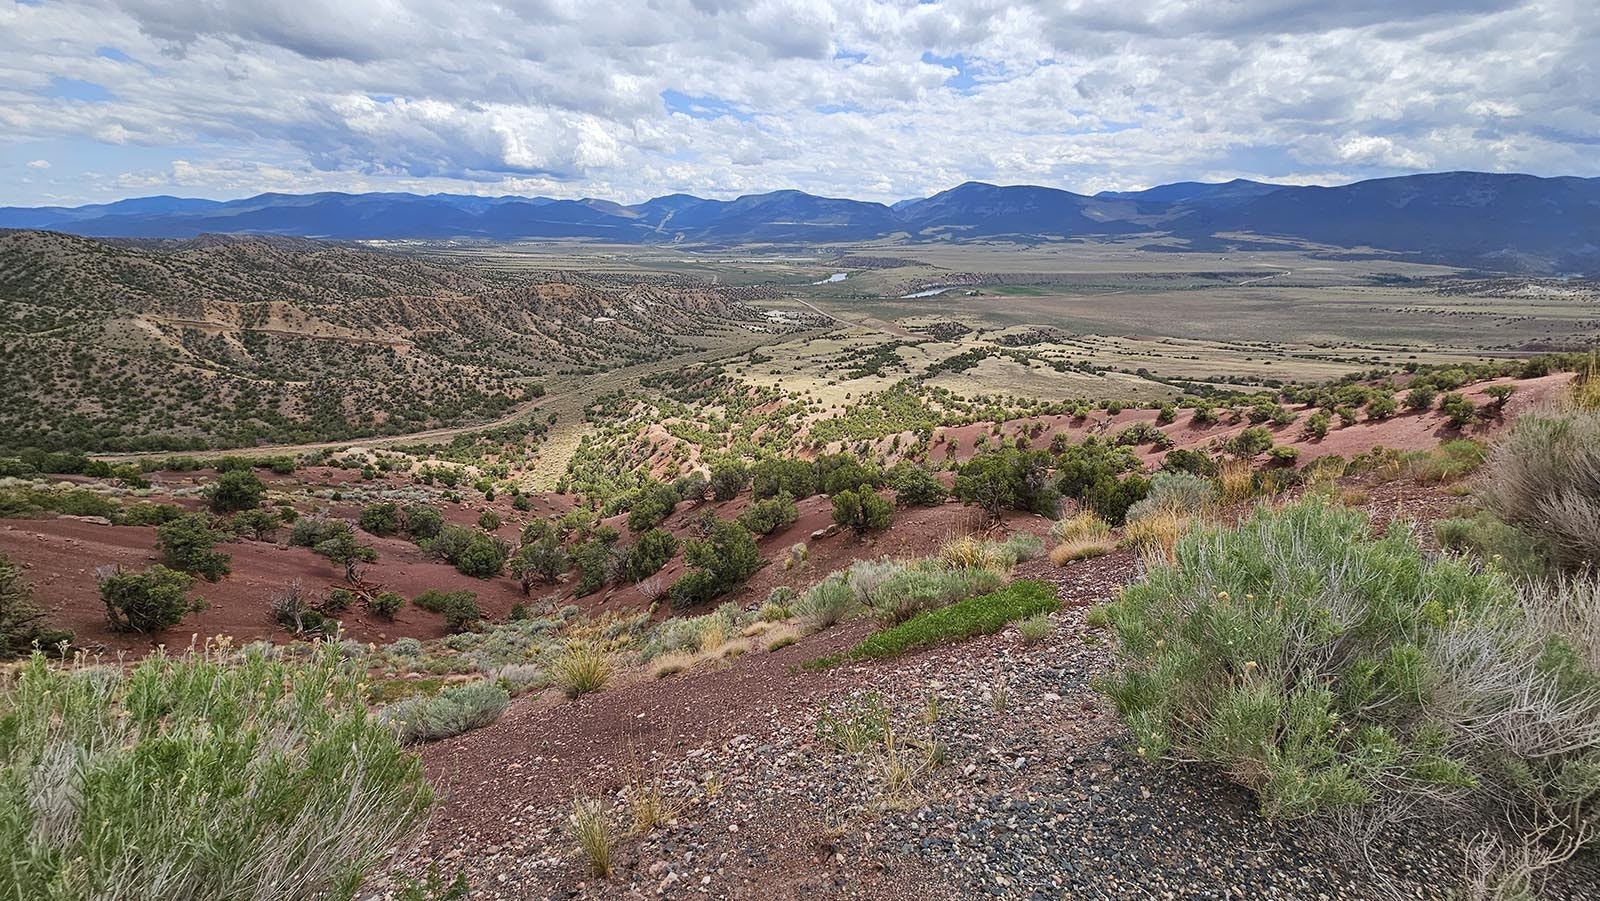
<box><xmin>3</xmin><ymin>235</ymin><xmax>1598</xmax><ymax>901</ymax></box>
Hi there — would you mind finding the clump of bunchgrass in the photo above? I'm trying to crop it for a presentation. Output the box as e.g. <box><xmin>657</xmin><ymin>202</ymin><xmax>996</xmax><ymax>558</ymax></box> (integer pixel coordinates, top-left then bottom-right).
<box><xmin>552</xmin><ymin>642</ymin><xmax>613</xmax><ymax>698</ymax></box>
<box><xmin>1050</xmin><ymin>536</ymin><xmax>1117</xmax><ymax>565</ymax></box>
<box><xmin>1017</xmin><ymin>612</ymin><xmax>1052</xmax><ymax>644</ymax></box>
<box><xmin>569</xmin><ymin>798</ymin><xmax>614</xmax><ymax>878</ymax></box>
<box><xmin>1120</xmin><ymin>508</ymin><xmax>1190</xmax><ymax>563</ymax></box>
<box><xmin>1215</xmin><ymin>460</ymin><xmax>1256</xmax><ymax>506</ymax></box>
<box><xmin>1051</xmin><ymin>510</ymin><xmax>1111</xmax><ymax>545</ymax></box>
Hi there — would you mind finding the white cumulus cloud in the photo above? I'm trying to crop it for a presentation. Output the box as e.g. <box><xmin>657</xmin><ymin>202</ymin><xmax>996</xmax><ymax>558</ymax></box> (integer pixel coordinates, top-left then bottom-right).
<box><xmin>0</xmin><ymin>0</ymin><xmax>1593</xmax><ymax>204</ymax></box>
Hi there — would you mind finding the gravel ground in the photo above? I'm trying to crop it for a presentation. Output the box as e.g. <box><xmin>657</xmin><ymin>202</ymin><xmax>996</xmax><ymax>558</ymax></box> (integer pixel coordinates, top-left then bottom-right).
<box><xmin>385</xmin><ymin>518</ymin><xmax>1598</xmax><ymax>901</ymax></box>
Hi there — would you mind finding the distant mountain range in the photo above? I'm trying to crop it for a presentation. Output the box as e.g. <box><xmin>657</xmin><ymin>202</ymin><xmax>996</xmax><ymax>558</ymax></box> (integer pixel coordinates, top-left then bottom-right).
<box><xmin>4</xmin><ymin>171</ymin><xmax>1598</xmax><ymax>273</ymax></box>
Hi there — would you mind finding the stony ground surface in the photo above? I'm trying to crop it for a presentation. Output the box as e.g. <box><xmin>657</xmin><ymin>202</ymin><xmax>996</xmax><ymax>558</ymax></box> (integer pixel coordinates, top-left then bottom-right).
<box><xmin>381</xmin><ymin>491</ymin><xmax>1598</xmax><ymax>900</ymax></box>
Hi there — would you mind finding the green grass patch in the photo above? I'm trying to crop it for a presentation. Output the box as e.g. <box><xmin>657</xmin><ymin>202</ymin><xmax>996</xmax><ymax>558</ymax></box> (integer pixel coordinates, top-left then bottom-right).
<box><xmin>364</xmin><ymin>675</ymin><xmax>447</xmax><ymax>706</ymax></box>
<box><xmin>807</xmin><ymin>579</ymin><xmax>1057</xmax><ymax>669</ymax></box>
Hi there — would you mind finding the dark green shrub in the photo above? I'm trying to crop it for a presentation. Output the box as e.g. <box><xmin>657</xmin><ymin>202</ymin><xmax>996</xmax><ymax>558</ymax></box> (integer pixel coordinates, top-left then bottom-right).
<box><xmin>208</xmin><ymin>469</ymin><xmax>266</xmax><ymax>514</ymax></box>
<box><xmin>427</xmin><ymin>524</ymin><xmax>509</xmax><ymax>578</ymax></box>
<box><xmin>709</xmin><ymin>460</ymin><xmax>750</xmax><ymax>501</ymax></box>
<box><xmin>1160</xmin><ymin>448</ymin><xmax>1217</xmax><ymax>477</ymax></box>
<box><xmin>510</xmin><ymin>536</ymin><xmax>568</xmax><ymax>593</ymax></box>
<box><xmin>667</xmin><ymin>570</ymin><xmax>720</xmax><ymax>609</ymax></box>
<box><xmin>1366</xmin><ymin>392</ymin><xmax>1398</xmax><ymax>420</ymax></box>
<box><xmin>739</xmin><ymin>492</ymin><xmax>799</xmax><ymax>535</ymax></box>
<box><xmin>156</xmin><ymin>514</ymin><xmax>231</xmax><ymax>581</ymax></box>
<box><xmin>520</xmin><ymin>518</ymin><xmax>557</xmax><ymax>545</ymax></box>
<box><xmin>1224</xmin><ymin>426</ymin><xmax>1274</xmax><ymax>459</ymax></box>
<box><xmin>1439</xmin><ymin>392</ymin><xmax>1478</xmax><ymax>428</ymax></box>
<box><xmin>413</xmin><ymin>590</ymin><xmax>482</xmax><ymax>631</ymax></box>
<box><xmin>369</xmin><ymin>591</ymin><xmax>406</xmax><ymax>620</ymax></box>
<box><xmin>119</xmin><ymin>501</ymin><xmax>184</xmax><ymax>526</ymax></box>
<box><xmin>890</xmin><ymin>464</ymin><xmax>947</xmax><ymax>506</ymax></box>
<box><xmin>1055</xmin><ymin>438</ymin><xmax>1138</xmax><ymax>500</ymax></box>
<box><xmin>1081</xmin><ymin>473</ymin><xmax>1149</xmax><ymax>527</ymax></box>
<box><xmin>477</xmin><ymin>509</ymin><xmax>502</xmax><ymax>532</ymax></box>
<box><xmin>1</xmin><ymin>554</ymin><xmax>70</xmax><ymax>658</ymax></box>
<box><xmin>402</xmin><ymin>504</ymin><xmax>444</xmax><ymax>540</ymax></box>
<box><xmin>954</xmin><ymin>447</ymin><xmax>1059</xmax><ymax>518</ymax></box>
<box><xmin>1266</xmin><ymin>446</ymin><xmax>1300</xmax><ymax>465</ymax></box>
<box><xmin>99</xmin><ymin>564</ymin><xmax>200</xmax><ymax>633</ymax></box>
<box><xmin>626</xmin><ymin>481</ymin><xmax>680</xmax><ymax>532</ymax></box>
<box><xmin>322</xmin><ymin>588</ymin><xmax>354</xmax><ymax>614</ymax></box>
<box><xmin>1304</xmin><ymin>411</ymin><xmax>1331</xmax><ymax>439</ymax></box>
<box><xmin>626</xmin><ymin>528</ymin><xmax>679</xmax><ymax>581</ymax></box>
<box><xmin>671</xmin><ymin>519</ymin><xmax>761</xmax><ymax>608</ymax></box>
<box><xmin>229</xmin><ymin>508</ymin><xmax>282</xmax><ymax>541</ymax></box>
<box><xmin>831</xmin><ymin>488</ymin><xmax>893</xmax><ymax>535</ymax></box>
<box><xmin>751</xmin><ymin>458</ymin><xmax>818</xmax><ymax>501</ymax></box>
<box><xmin>1404</xmin><ymin>385</ymin><xmax>1437</xmax><ymax>411</ymax></box>
<box><xmin>290</xmin><ymin>516</ymin><xmax>348</xmax><ymax>548</ymax></box>
<box><xmin>571</xmin><ymin>537</ymin><xmax>620</xmax><ymax>596</ymax></box>
<box><xmin>359</xmin><ymin>502</ymin><xmax>401</xmax><ymax>536</ymax></box>
<box><xmin>213</xmin><ymin>456</ymin><xmax>253</xmax><ymax>473</ymax></box>
<box><xmin>815</xmin><ymin>454</ymin><xmax>880</xmax><ymax>496</ymax></box>
<box><xmin>48</xmin><ymin>490</ymin><xmax>120</xmax><ymax>519</ymax></box>
<box><xmin>673</xmin><ymin>472</ymin><xmax>709</xmax><ymax>502</ymax></box>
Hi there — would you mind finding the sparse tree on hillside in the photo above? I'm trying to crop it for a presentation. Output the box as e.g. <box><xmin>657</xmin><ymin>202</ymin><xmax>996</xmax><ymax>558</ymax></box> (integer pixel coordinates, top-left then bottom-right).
<box><xmin>99</xmin><ymin>564</ymin><xmax>200</xmax><ymax>634</ymax></box>
<box><xmin>1404</xmin><ymin>385</ymin><xmax>1437</xmax><ymax>412</ymax></box>
<box><xmin>315</xmin><ymin>530</ymin><xmax>379</xmax><ymax>584</ymax></box>
<box><xmin>229</xmin><ymin>508</ymin><xmax>282</xmax><ymax>541</ymax></box>
<box><xmin>156</xmin><ymin>514</ymin><xmax>232</xmax><ymax>582</ymax></box>
<box><xmin>510</xmin><ymin>536</ymin><xmax>568</xmax><ymax>594</ymax></box>
<box><xmin>709</xmin><ymin>461</ymin><xmax>750</xmax><ymax>501</ymax></box>
<box><xmin>1484</xmin><ymin>384</ymin><xmax>1516</xmax><ymax>414</ymax></box>
<box><xmin>1</xmin><ymin>554</ymin><xmax>70</xmax><ymax>657</ymax></box>
<box><xmin>208</xmin><ymin>469</ymin><xmax>266</xmax><ymax>514</ymax></box>
<box><xmin>831</xmin><ymin>488</ymin><xmax>893</xmax><ymax>536</ymax></box>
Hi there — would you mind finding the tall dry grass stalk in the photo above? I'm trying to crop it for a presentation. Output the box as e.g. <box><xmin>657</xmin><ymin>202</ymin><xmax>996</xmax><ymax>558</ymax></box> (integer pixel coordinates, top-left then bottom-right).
<box><xmin>1216</xmin><ymin>460</ymin><xmax>1256</xmax><ymax>506</ymax></box>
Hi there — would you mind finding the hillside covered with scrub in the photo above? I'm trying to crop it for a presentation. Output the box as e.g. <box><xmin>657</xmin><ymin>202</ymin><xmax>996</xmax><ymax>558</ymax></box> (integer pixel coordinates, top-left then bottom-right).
<box><xmin>2</xmin><ymin>355</ymin><xmax>1599</xmax><ymax>899</ymax></box>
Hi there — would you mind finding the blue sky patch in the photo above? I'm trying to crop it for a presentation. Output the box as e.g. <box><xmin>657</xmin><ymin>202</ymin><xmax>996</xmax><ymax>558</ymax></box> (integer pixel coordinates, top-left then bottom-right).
<box><xmin>45</xmin><ymin>77</ymin><xmax>114</xmax><ymax>102</ymax></box>
<box><xmin>921</xmin><ymin>52</ymin><xmax>977</xmax><ymax>91</ymax></box>
<box><xmin>661</xmin><ymin>90</ymin><xmax>753</xmax><ymax>122</ymax></box>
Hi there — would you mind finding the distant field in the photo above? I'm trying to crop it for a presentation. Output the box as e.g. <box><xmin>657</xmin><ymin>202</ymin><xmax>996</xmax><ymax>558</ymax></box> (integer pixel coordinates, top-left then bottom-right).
<box><xmin>417</xmin><ymin>240</ymin><xmax>1598</xmax><ymax>406</ymax></box>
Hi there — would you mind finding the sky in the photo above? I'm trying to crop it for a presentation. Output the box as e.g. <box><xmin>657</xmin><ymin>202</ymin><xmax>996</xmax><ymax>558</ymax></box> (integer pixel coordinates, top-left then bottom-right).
<box><xmin>1</xmin><ymin>0</ymin><xmax>1596</xmax><ymax>207</ymax></box>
